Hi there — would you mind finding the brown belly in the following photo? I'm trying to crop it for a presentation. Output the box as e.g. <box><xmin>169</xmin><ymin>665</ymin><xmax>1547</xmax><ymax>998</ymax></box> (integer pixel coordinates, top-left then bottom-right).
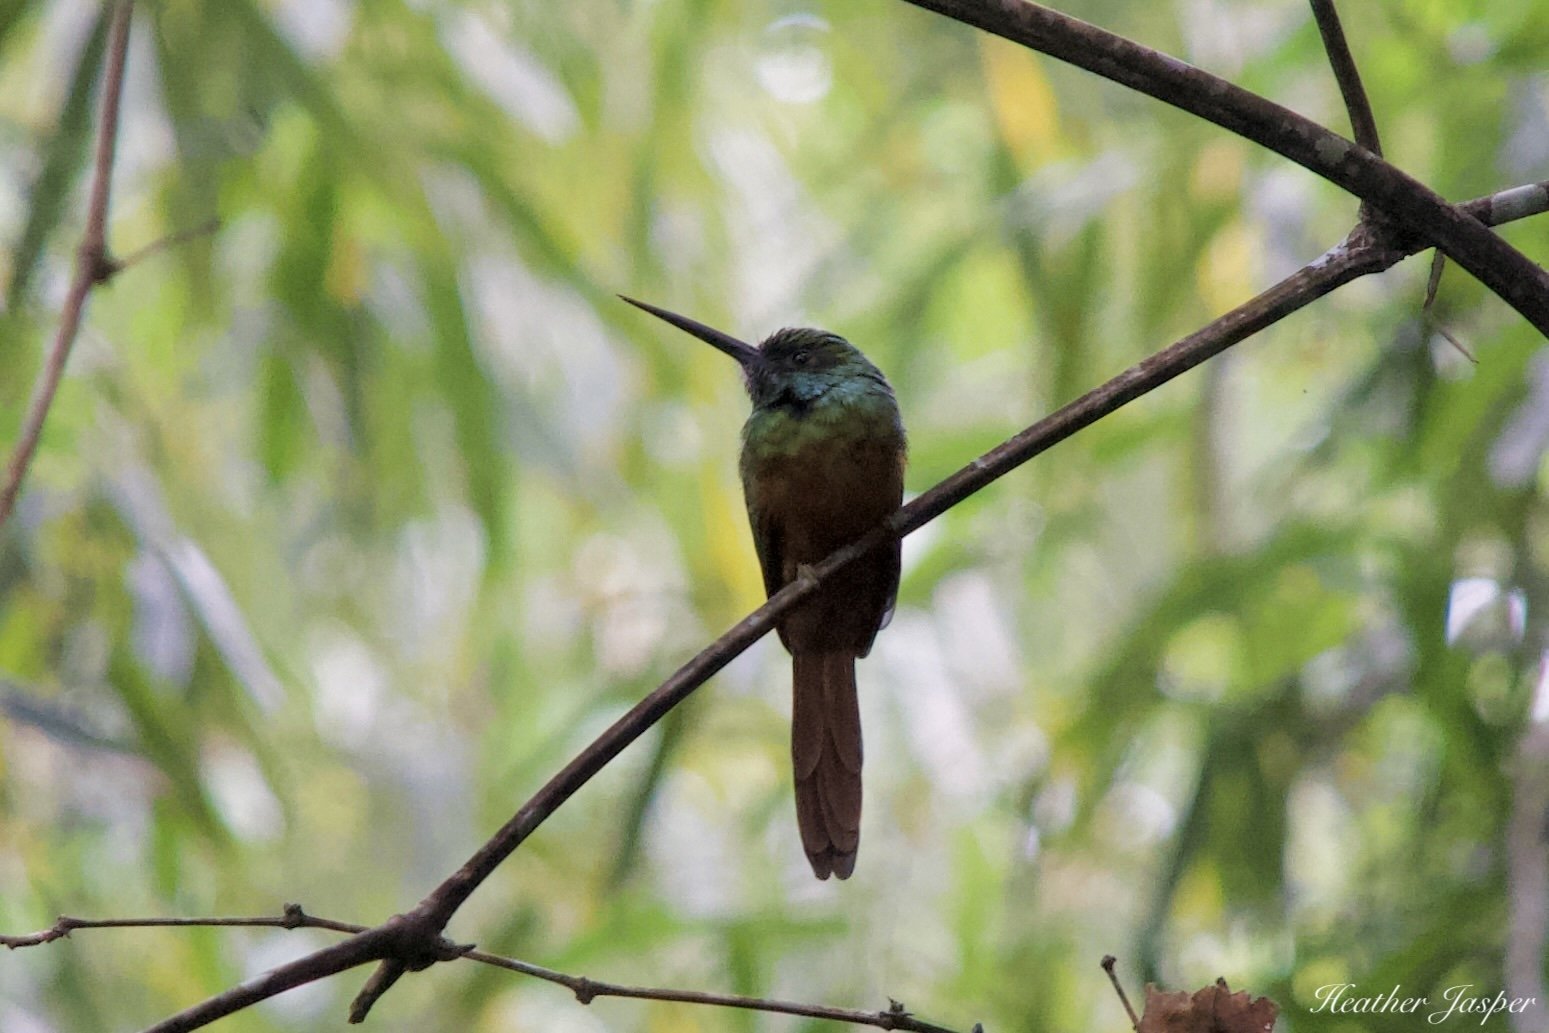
<box><xmin>746</xmin><ymin>435</ymin><xmax>904</xmax><ymax>654</ymax></box>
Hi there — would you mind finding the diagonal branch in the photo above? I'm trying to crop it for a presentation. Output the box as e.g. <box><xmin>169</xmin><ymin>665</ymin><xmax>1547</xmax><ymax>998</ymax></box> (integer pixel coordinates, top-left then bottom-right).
<box><xmin>1309</xmin><ymin>0</ymin><xmax>1382</xmax><ymax>155</ymax></box>
<box><xmin>0</xmin><ymin>0</ymin><xmax>133</xmax><ymax>529</ymax></box>
<box><xmin>142</xmin><ymin>932</ymin><xmax>394</xmax><ymax>1033</ymax></box>
<box><xmin>895</xmin><ymin>0</ymin><xmax>1549</xmax><ymax>336</ymax></box>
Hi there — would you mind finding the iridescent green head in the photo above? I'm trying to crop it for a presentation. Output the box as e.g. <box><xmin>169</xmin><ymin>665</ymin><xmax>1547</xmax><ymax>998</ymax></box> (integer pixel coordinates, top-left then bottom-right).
<box><xmin>619</xmin><ymin>296</ymin><xmax>890</xmax><ymax>412</ymax></box>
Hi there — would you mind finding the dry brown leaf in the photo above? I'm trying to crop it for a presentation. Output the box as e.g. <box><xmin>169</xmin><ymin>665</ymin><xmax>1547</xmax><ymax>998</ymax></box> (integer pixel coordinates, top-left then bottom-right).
<box><xmin>1137</xmin><ymin>978</ymin><xmax>1278</xmax><ymax>1033</ymax></box>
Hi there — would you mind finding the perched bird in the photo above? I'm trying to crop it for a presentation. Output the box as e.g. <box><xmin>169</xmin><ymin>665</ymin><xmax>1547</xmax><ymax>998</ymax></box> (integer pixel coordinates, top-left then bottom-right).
<box><xmin>622</xmin><ymin>296</ymin><xmax>906</xmax><ymax>879</ymax></box>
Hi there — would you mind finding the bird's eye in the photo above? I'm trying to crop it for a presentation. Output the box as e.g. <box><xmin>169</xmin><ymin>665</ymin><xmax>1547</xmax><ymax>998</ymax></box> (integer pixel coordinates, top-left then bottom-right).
<box><xmin>792</xmin><ymin>350</ymin><xmax>810</xmax><ymax>365</ymax></box>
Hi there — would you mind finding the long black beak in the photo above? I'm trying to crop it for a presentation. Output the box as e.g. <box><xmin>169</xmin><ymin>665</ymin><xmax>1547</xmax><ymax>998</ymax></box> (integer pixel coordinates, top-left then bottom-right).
<box><xmin>619</xmin><ymin>295</ymin><xmax>760</xmax><ymax>368</ymax></box>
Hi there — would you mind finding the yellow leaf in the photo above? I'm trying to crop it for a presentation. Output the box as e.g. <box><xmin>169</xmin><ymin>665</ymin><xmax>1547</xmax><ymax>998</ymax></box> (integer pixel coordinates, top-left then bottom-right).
<box><xmin>978</xmin><ymin>36</ymin><xmax>1063</xmax><ymax>168</ymax></box>
<box><xmin>1197</xmin><ymin>221</ymin><xmax>1260</xmax><ymax>317</ymax></box>
<box><xmin>325</xmin><ymin>224</ymin><xmax>366</xmax><ymax>305</ymax></box>
<box><xmin>700</xmin><ymin>465</ymin><xmax>764</xmax><ymax>613</ymax></box>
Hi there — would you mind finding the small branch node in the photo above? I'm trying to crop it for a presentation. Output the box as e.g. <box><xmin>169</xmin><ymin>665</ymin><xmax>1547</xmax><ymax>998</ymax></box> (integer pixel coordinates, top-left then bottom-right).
<box><xmin>435</xmin><ymin>937</ymin><xmax>477</xmax><ymax>962</ymax></box>
<box><xmin>281</xmin><ymin>903</ymin><xmax>307</xmax><ymax>928</ymax></box>
<box><xmin>574</xmin><ymin>977</ymin><xmax>598</xmax><ymax>1005</ymax></box>
<box><xmin>876</xmin><ymin>998</ymin><xmax>913</xmax><ymax>1029</ymax></box>
<box><xmin>86</xmin><ymin>248</ymin><xmax>119</xmax><ymax>285</ymax></box>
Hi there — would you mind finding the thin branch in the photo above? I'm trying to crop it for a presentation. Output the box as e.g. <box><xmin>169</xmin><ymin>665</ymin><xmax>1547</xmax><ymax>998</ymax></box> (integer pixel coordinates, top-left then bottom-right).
<box><xmin>0</xmin><ymin>0</ymin><xmax>133</xmax><ymax>529</ymax></box>
<box><xmin>896</xmin><ymin>0</ymin><xmax>1549</xmax><ymax>336</ymax></box>
<box><xmin>109</xmin><ymin>217</ymin><xmax>222</xmax><ymax>276</ymax></box>
<box><xmin>1102</xmin><ymin>956</ymin><xmax>1140</xmax><ymax>1029</ymax></box>
<box><xmin>4</xmin><ymin>908</ymin><xmax>967</xmax><ymax>1033</ymax></box>
<box><xmin>1308</xmin><ymin>0</ymin><xmax>1382</xmax><ymax>155</ymax></box>
<box><xmin>1466</xmin><ymin>180</ymin><xmax>1549</xmax><ymax>227</ymax></box>
<box><xmin>1</xmin><ymin>905</ymin><xmax>365</xmax><ymax>949</ymax></box>
<box><xmin>473</xmin><ymin>953</ymin><xmax>965</xmax><ymax>1033</ymax></box>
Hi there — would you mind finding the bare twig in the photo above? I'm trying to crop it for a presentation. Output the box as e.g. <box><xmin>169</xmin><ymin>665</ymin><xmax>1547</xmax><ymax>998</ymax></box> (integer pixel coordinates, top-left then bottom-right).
<box><xmin>896</xmin><ymin>0</ymin><xmax>1549</xmax><ymax>336</ymax></box>
<box><xmin>1</xmin><ymin>905</ymin><xmax>364</xmax><ymax>949</ymax></box>
<box><xmin>109</xmin><ymin>217</ymin><xmax>222</xmax><ymax>276</ymax></box>
<box><xmin>0</xmin><ymin>0</ymin><xmax>133</xmax><ymax>528</ymax></box>
<box><xmin>4</xmin><ymin>907</ymin><xmax>967</xmax><ymax>1033</ymax></box>
<box><xmin>483</xmin><ymin>956</ymin><xmax>965</xmax><ymax>1033</ymax></box>
<box><xmin>1102</xmin><ymin>956</ymin><xmax>1140</xmax><ymax>1029</ymax></box>
<box><xmin>1466</xmin><ymin>180</ymin><xmax>1549</xmax><ymax>227</ymax></box>
<box><xmin>1309</xmin><ymin>0</ymin><xmax>1382</xmax><ymax>155</ymax></box>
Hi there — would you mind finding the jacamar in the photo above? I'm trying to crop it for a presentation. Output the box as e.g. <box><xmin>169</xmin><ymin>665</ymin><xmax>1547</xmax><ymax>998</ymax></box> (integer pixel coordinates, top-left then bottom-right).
<box><xmin>622</xmin><ymin>296</ymin><xmax>906</xmax><ymax>880</ymax></box>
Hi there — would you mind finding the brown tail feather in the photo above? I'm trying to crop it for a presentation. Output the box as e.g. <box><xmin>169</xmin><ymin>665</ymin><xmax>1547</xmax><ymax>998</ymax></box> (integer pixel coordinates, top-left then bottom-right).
<box><xmin>792</xmin><ymin>650</ymin><xmax>863</xmax><ymax>879</ymax></box>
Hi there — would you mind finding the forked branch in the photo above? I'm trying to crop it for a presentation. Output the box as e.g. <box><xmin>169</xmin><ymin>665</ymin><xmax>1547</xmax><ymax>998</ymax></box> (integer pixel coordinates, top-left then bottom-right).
<box><xmin>0</xmin><ymin>0</ymin><xmax>134</xmax><ymax>528</ymax></box>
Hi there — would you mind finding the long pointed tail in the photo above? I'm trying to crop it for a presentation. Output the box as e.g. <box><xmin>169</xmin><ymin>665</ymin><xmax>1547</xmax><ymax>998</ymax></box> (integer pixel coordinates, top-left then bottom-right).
<box><xmin>791</xmin><ymin>650</ymin><xmax>863</xmax><ymax>879</ymax></box>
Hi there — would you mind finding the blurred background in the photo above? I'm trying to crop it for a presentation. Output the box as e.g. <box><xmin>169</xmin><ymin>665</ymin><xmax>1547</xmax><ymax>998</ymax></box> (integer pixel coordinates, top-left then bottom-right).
<box><xmin>3</xmin><ymin>1</ymin><xmax>1549</xmax><ymax>1030</ymax></box>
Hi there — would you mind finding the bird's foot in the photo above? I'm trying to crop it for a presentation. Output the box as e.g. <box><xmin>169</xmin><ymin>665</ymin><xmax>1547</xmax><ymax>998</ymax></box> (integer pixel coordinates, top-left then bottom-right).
<box><xmin>794</xmin><ymin>563</ymin><xmax>820</xmax><ymax>588</ymax></box>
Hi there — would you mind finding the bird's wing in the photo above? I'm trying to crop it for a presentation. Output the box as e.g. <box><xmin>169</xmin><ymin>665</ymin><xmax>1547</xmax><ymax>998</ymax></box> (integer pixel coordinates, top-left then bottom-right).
<box><xmin>859</xmin><ymin>538</ymin><xmax>900</xmax><ymax>657</ymax></box>
<box><xmin>749</xmin><ymin>505</ymin><xmax>786</xmax><ymax>601</ymax></box>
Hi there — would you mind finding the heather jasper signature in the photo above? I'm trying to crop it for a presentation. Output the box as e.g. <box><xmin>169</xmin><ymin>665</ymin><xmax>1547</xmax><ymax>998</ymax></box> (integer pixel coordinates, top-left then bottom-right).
<box><xmin>1313</xmin><ymin>983</ymin><xmax>1538</xmax><ymax>1024</ymax></box>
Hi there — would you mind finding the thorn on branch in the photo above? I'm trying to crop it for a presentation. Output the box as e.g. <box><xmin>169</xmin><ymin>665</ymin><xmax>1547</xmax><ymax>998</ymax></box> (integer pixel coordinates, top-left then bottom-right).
<box><xmin>1422</xmin><ymin>252</ymin><xmax>1478</xmax><ymax>365</ymax></box>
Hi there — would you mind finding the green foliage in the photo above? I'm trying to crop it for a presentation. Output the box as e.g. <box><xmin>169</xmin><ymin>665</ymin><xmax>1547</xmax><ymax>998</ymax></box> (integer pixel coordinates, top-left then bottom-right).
<box><xmin>2</xmin><ymin>1</ymin><xmax>1548</xmax><ymax>1030</ymax></box>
